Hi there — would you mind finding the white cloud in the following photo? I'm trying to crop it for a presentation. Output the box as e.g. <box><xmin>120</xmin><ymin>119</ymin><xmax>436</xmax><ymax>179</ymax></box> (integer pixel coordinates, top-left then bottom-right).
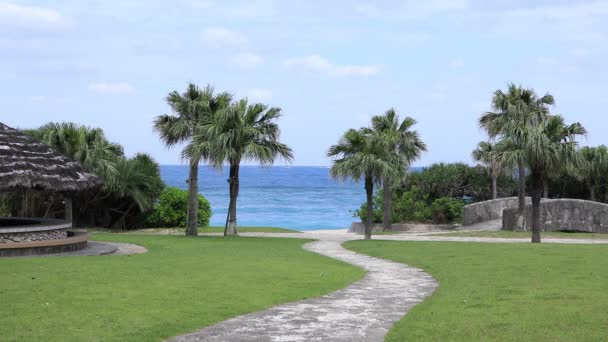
<box><xmin>0</xmin><ymin>2</ymin><xmax>66</xmax><ymax>28</ymax></box>
<box><xmin>189</xmin><ymin>0</ymin><xmax>277</xmax><ymax>18</ymax></box>
<box><xmin>536</xmin><ymin>56</ymin><xmax>579</xmax><ymax>73</ymax></box>
<box><xmin>88</xmin><ymin>82</ymin><xmax>136</xmax><ymax>94</ymax></box>
<box><xmin>202</xmin><ymin>27</ymin><xmax>247</xmax><ymax>47</ymax></box>
<box><xmin>247</xmin><ymin>88</ymin><xmax>273</xmax><ymax>101</ymax></box>
<box><xmin>450</xmin><ymin>58</ymin><xmax>465</xmax><ymax>68</ymax></box>
<box><xmin>30</xmin><ymin>95</ymin><xmax>47</xmax><ymax>102</ymax></box>
<box><xmin>495</xmin><ymin>2</ymin><xmax>608</xmax><ymax>43</ymax></box>
<box><xmin>231</xmin><ymin>52</ymin><xmax>264</xmax><ymax>68</ymax></box>
<box><xmin>570</xmin><ymin>48</ymin><xmax>590</xmax><ymax>57</ymax></box>
<box><xmin>355</xmin><ymin>0</ymin><xmax>469</xmax><ymax>19</ymax></box>
<box><xmin>284</xmin><ymin>55</ymin><xmax>380</xmax><ymax>77</ymax></box>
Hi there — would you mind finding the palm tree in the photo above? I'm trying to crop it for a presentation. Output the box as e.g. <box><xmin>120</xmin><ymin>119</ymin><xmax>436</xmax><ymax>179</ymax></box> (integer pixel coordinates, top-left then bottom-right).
<box><xmin>542</xmin><ymin>120</ymin><xmax>587</xmax><ymax>198</ymax></box>
<box><xmin>472</xmin><ymin>141</ymin><xmax>505</xmax><ymax>200</ymax></box>
<box><xmin>577</xmin><ymin>146</ymin><xmax>608</xmax><ymax>201</ymax></box>
<box><xmin>328</xmin><ymin>128</ymin><xmax>396</xmax><ymax>240</ymax></box>
<box><xmin>107</xmin><ymin>153</ymin><xmax>165</xmax><ymax>229</ymax></box>
<box><xmin>479</xmin><ymin>84</ymin><xmax>555</xmax><ymax>214</ymax></box>
<box><xmin>154</xmin><ymin>84</ymin><xmax>232</xmax><ymax>236</ymax></box>
<box><xmin>34</xmin><ymin>122</ymin><xmax>123</xmax><ymax>181</ymax></box>
<box><xmin>193</xmin><ymin>98</ymin><xmax>293</xmax><ymax>236</ymax></box>
<box><xmin>25</xmin><ymin>123</ymin><xmax>163</xmax><ymax>228</ymax></box>
<box><xmin>370</xmin><ymin>109</ymin><xmax>426</xmax><ymax>231</ymax></box>
<box><xmin>500</xmin><ymin>114</ymin><xmax>584</xmax><ymax>243</ymax></box>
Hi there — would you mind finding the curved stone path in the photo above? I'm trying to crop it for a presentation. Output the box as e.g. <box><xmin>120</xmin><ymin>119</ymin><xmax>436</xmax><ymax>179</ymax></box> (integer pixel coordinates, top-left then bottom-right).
<box><xmin>169</xmin><ymin>236</ymin><xmax>437</xmax><ymax>342</ymax></box>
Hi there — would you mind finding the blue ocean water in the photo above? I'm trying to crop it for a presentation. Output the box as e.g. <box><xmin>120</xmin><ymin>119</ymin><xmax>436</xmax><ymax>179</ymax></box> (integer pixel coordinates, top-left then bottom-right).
<box><xmin>160</xmin><ymin>166</ymin><xmax>366</xmax><ymax>230</ymax></box>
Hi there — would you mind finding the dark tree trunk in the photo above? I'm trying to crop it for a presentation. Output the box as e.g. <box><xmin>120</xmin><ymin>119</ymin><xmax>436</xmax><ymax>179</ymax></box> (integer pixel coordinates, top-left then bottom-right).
<box><xmin>517</xmin><ymin>160</ymin><xmax>526</xmax><ymax>213</ymax></box>
<box><xmin>543</xmin><ymin>179</ymin><xmax>549</xmax><ymax>199</ymax></box>
<box><xmin>491</xmin><ymin>174</ymin><xmax>497</xmax><ymax>200</ymax></box>
<box><xmin>64</xmin><ymin>196</ymin><xmax>73</xmax><ymax>228</ymax></box>
<box><xmin>186</xmin><ymin>160</ymin><xmax>199</xmax><ymax>236</ymax></box>
<box><xmin>589</xmin><ymin>185</ymin><xmax>597</xmax><ymax>202</ymax></box>
<box><xmin>225</xmin><ymin>162</ymin><xmax>240</xmax><ymax>236</ymax></box>
<box><xmin>364</xmin><ymin>176</ymin><xmax>374</xmax><ymax>240</ymax></box>
<box><xmin>531</xmin><ymin>171</ymin><xmax>542</xmax><ymax>243</ymax></box>
<box><xmin>382</xmin><ymin>181</ymin><xmax>392</xmax><ymax>232</ymax></box>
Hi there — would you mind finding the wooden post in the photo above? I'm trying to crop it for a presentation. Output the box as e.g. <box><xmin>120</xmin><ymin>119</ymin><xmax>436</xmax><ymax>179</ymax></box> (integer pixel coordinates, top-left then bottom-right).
<box><xmin>65</xmin><ymin>196</ymin><xmax>73</xmax><ymax>227</ymax></box>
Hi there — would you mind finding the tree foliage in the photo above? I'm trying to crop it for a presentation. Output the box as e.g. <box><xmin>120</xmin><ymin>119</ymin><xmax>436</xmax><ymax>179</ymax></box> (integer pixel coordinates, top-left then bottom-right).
<box><xmin>145</xmin><ymin>187</ymin><xmax>211</xmax><ymax>228</ymax></box>
<box><xmin>13</xmin><ymin>122</ymin><xmax>165</xmax><ymax>229</ymax></box>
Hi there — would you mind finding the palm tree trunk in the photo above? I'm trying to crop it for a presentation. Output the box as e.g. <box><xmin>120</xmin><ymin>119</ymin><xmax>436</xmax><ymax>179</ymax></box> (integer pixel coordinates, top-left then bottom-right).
<box><xmin>186</xmin><ymin>160</ymin><xmax>199</xmax><ymax>236</ymax></box>
<box><xmin>517</xmin><ymin>160</ymin><xmax>526</xmax><ymax>213</ymax></box>
<box><xmin>589</xmin><ymin>185</ymin><xmax>597</xmax><ymax>202</ymax></box>
<box><xmin>64</xmin><ymin>196</ymin><xmax>73</xmax><ymax>228</ymax></box>
<box><xmin>225</xmin><ymin>163</ymin><xmax>240</xmax><ymax>236</ymax></box>
<box><xmin>382</xmin><ymin>181</ymin><xmax>392</xmax><ymax>232</ymax></box>
<box><xmin>491</xmin><ymin>174</ymin><xmax>497</xmax><ymax>200</ymax></box>
<box><xmin>364</xmin><ymin>176</ymin><xmax>374</xmax><ymax>240</ymax></box>
<box><xmin>543</xmin><ymin>179</ymin><xmax>549</xmax><ymax>198</ymax></box>
<box><xmin>531</xmin><ymin>171</ymin><xmax>542</xmax><ymax>243</ymax></box>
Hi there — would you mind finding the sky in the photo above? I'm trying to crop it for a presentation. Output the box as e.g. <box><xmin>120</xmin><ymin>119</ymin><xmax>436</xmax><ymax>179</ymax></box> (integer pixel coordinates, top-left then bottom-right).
<box><xmin>1</xmin><ymin>0</ymin><xmax>607</xmax><ymax>166</ymax></box>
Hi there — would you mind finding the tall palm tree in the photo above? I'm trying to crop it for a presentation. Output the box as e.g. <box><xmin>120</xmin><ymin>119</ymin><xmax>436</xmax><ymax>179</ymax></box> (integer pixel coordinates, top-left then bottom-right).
<box><xmin>501</xmin><ymin>114</ymin><xmax>584</xmax><ymax>243</ymax></box>
<box><xmin>577</xmin><ymin>145</ymin><xmax>608</xmax><ymax>201</ymax></box>
<box><xmin>328</xmin><ymin>128</ymin><xmax>396</xmax><ymax>240</ymax></box>
<box><xmin>33</xmin><ymin>122</ymin><xmax>123</xmax><ymax>181</ymax></box>
<box><xmin>542</xmin><ymin>119</ymin><xmax>587</xmax><ymax>198</ymax></box>
<box><xmin>479</xmin><ymin>84</ymin><xmax>554</xmax><ymax>214</ymax></box>
<box><xmin>471</xmin><ymin>141</ymin><xmax>506</xmax><ymax>200</ymax></box>
<box><xmin>192</xmin><ymin>98</ymin><xmax>293</xmax><ymax>236</ymax></box>
<box><xmin>153</xmin><ymin>83</ymin><xmax>232</xmax><ymax>236</ymax></box>
<box><xmin>370</xmin><ymin>109</ymin><xmax>426</xmax><ymax>231</ymax></box>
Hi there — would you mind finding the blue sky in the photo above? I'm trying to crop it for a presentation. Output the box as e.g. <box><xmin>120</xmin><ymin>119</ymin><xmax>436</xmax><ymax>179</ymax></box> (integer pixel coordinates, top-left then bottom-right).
<box><xmin>1</xmin><ymin>0</ymin><xmax>607</xmax><ymax>166</ymax></box>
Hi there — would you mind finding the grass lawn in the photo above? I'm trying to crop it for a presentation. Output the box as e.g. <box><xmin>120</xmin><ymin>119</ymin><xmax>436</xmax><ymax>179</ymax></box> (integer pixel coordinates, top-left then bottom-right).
<box><xmin>344</xmin><ymin>240</ymin><xmax>608</xmax><ymax>341</ymax></box>
<box><xmin>94</xmin><ymin>226</ymin><xmax>299</xmax><ymax>235</ymax></box>
<box><xmin>435</xmin><ymin>230</ymin><xmax>608</xmax><ymax>239</ymax></box>
<box><xmin>1</xmin><ymin>234</ymin><xmax>363</xmax><ymax>341</ymax></box>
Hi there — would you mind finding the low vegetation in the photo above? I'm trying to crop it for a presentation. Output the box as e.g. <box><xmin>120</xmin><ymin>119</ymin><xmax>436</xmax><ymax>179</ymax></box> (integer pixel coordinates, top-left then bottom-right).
<box><xmin>144</xmin><ymin>187</ymin><xmax>211</xmax><ymax>228</ymax></box>
<box><xmin>1</xmin><ymin>234</ymin><xmax>362</xmax><ymax>341</ymax></box>
<box><xmin>345</xmin><ymin>240</ymin><xmax>608</xmax><ymax>341</ymax></box>
<box><xmin>435</xmin><ymin>230</ymin><xmax>608</xmax><ymax>239</ymax></box>
<box><xmin>106</xmin><ymin>226</ymin><xmax>299</xmax><ymax>234</ymax></box>
<box><xmin>357</xmin><ymin>163</ymin><xmax>511</xmax><ymax>225</ymax></box>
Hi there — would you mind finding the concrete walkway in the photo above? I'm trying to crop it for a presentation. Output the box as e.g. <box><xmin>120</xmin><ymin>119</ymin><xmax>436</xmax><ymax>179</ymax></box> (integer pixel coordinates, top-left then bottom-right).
<box><xmin>169</xmin><ymin>234</ymin><xmax>437</xmax><ymax>342</ymax></box>
<box><xmin>169</xmin><ymin>230</ymin><xmax>608</xmax><ymax>341</ymax></box>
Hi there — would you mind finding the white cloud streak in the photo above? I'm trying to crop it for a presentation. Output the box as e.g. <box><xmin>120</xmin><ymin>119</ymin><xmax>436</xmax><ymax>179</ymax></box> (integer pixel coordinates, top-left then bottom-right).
<box><xmin>202</xmin><ymin>27</ymin><xmax>247</xmax><ymax>47</ymax></box>
<box><xmin>231</xmin><ymin>52</ymin><xmax>264</xmax><ymax>68</ymax></box>
<box><xmin>88</xmin><ymin>82</ymin><xmax>136</xmax><ymax>94</ymax></box>
<box><xmin>284</xmin><ymin>55</ymin><xmax>380</xmax><ymax>77</ymax></box>
<box><xmin>247</xmin><ymin>88</ymin><xmax>273</xmax><ymax>101</ymax></box>
<box><xmin>0</xmin><ymin>2</ymin><xmax>66</xmax><ymax>28</ymax></box>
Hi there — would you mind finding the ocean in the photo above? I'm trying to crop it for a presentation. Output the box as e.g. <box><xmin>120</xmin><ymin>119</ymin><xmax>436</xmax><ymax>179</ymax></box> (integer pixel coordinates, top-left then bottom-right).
<box><xmin>160</xmin><ymin>166</ymin><xmax>366</xmax><ymax>230</ymax></box>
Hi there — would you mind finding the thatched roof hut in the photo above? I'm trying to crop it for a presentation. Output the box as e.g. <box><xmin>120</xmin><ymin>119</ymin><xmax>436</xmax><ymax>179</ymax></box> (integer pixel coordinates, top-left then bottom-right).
<box><xmin>0</xmin><ymin>122</ymin><xmax>100</xmax><ymax>192</ymax></box>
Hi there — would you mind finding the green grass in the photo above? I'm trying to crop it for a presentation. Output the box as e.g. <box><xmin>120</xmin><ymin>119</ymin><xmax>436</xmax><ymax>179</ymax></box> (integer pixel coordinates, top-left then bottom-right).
<box><xmin>0</xmin><ymin>234</ymin><xmax>363</xmax><ymax>341</ymax></box>
<box><xmin>344</xmin><ymin>240</ymin><xmax>608</xmax><ymax>341</ymax></box>
<box><xmin>93</xmin><ymin>226</ymin><xmax>299</xmax><ymax>235</ymax></box>
<box><xmin>435</xmin><ymin>230</ymin><xmax>608</xmax><ymax>239</ymax></box>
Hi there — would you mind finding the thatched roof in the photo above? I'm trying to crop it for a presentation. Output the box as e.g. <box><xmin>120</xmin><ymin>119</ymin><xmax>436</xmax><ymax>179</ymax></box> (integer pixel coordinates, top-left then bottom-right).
<box><xmin>0</xmin><ymin>122</ymin><xmax>100</xmax><ymax>191</ymax></box>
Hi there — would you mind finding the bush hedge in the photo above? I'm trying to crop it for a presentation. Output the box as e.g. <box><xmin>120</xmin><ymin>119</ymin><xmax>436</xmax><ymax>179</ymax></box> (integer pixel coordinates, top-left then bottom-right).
<box><xmin>145</xmin><ymin>187</ymin><xmax>211</xmax><ymax>227</ymax></box>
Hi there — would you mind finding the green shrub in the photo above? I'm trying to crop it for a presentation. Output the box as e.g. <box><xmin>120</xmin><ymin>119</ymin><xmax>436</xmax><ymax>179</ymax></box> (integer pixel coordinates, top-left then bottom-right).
<box><xmin>356</xmin><ymin>186</ymin><xmax>464</xmax><ymax>224</ymax></box>
<box><xmin>428</xmin><ymin>197</ymin><xmax>464</xmax><ymax>224</ymax></box>
<box><xmin>145</xmin><ymin>187</ymin><xmax>211</xmax><ymax>227</ymax></box>
<box><xmin>393</xmin><ymin>187</ymin><xmax>431</xmax><ymax>223</ymax></box>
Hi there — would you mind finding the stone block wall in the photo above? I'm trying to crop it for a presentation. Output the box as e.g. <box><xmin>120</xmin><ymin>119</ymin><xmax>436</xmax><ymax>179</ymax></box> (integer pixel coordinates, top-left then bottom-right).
<box><xmin>0</xmin><ymin>229</ymin><xmax>68</xmax><ymax>243</ymax></box>
<box><xmin>463</xmin><ymin>197</ymin><xmax>531</xmax><ymax>226</ymax></box>
<box><xmin>349</xmin><ymin>222</ymin><xmax>459</xmax><ymax>234</ymax></box>
<box><xmin>502</xmin><ymin>199</ymin><xmax>608</xmax><ymax>233</ymax></box>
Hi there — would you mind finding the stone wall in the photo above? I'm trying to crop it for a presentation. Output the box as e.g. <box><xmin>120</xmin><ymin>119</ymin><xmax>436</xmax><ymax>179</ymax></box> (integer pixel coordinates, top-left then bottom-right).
<box><xmin>349</xmin><ymin>222</ymin><xmax>459</xmax><ymax>234</ymax></box>
<box><xmin>0</xmin><ymin>229</ymin><xmax>68</xmax><ymax>243</ymax></box>
<box><xmin>502</xmin><ymin>199</ymin><xmax>608</xmax><ymax>233</ymax></box>
<box><xmin>463</xmin><ymin>197</ymin><xmax>531</xmax><ymax>226</ymax></box>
